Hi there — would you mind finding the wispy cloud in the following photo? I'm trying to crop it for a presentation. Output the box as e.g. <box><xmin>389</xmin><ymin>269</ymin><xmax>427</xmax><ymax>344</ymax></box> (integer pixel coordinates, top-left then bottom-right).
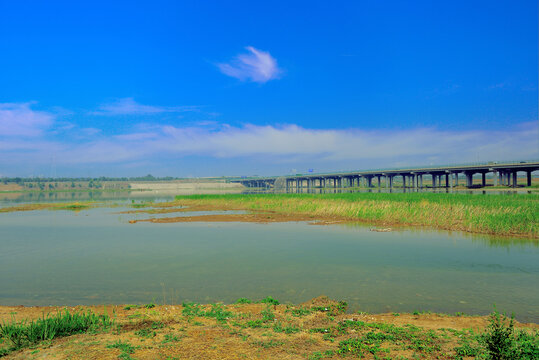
<box><xmin>0</xmin><ymin>102</ymin><xmax>54</xmax><ymax>137</ymax></box>
<box><xmin>218</xmin><ymin>46</ymin><xmax>282</xmax><ymax>83</ymax></box>
<box><xmin>8</xmin><ymin>122</ymin><xmax>536</xmax><ymax>168</ymax></box>
<box><xmin>91</xmin><ymin>98</ymin><xmax>199</xmax><ymax>116</ymax></box>
<box><xmin>2</xmin><ymin>101</ymin><xmax>538</xmax><ymax>175</ymax></box>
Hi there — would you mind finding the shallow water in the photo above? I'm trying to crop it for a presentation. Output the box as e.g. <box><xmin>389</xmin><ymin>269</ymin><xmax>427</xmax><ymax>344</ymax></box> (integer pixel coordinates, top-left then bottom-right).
<box><xmin>1</xmin><ymin>202</ymin><xmax>538</xmax><ymax>322</ymax></box>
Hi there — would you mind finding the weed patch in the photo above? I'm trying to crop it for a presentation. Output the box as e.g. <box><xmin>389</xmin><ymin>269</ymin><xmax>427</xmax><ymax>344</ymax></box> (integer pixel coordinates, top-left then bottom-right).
<box><xmin>0</xmin><ymin>309</ymin><xmax>112</xmax><ymax>353</ymax></box>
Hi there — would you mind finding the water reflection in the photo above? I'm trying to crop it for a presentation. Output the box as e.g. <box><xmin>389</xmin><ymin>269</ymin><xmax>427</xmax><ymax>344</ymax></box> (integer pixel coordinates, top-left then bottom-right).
<box><xmin>341</xmin><ymin>222</ymin><xmax>538</xmax><ymax>248</ymax></box>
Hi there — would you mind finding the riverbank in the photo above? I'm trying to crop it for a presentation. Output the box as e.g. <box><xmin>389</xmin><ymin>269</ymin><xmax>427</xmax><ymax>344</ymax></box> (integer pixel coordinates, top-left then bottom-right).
<box><xmin>161</xmin><ymin>193</ymin><xmax>538</xmax><ymax>238</ymax></box>
<box><xmin>1</xmin><ymin>296</ymin><xmax>537</xmax><ymax>359</ymax></box>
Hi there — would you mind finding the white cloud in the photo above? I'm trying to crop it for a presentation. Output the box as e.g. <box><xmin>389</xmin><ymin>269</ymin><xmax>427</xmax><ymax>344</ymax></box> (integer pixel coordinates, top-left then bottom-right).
<box><xmin>0</xmin><ymin>102</ymin><xmax>54</xmax><ymax>136</ymax></box>
<box><xmin>218</xmin><ymin>46</ymin><xmax>282</xmax><ymax>83</ymax></box>
<box><xmin>1</xmin><ymin>101</ymin><xmax>537</xmax><ymax>175</ymax></box>
<box><xmin>23</xmin><ymin>123</ymin><xmax>534</xmax><ymax>168</ymax></box>
<box><xmin>91</xmin><ymin>98</ymin><xmax>198</xmax><ymax>116</ymax></box>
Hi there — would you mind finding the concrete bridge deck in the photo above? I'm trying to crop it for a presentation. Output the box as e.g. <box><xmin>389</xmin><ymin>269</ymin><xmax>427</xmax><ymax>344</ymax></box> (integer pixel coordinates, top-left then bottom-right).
<box><xmin>230</xmin><ymin>160</ymin><xmax>539</xmax><ymax>190</ymax></box>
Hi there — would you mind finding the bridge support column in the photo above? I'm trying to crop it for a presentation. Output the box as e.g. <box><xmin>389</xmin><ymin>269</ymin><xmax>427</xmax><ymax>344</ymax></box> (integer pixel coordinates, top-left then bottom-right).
<box><xmin>465</xmin><ymin>173</ymin><xmax>473</xmax><ymax>188</ymax></box>
<box><xmin>527</xmin><ymin>171</ymin><xmax>532</xmax><ymax>187</ymax></box>
<box><xmin>402</xmin><ymin>175</ymin><xmax>406</xmax><ymax>188</ymax></box>
<box><xmin>445</xmin><ymin>174</ymin><xmax>449</xmax><ymax>188</ymax></box>
<box><xmin>455</xmin><ymin>173</ymin><xmax>459</xmax><ymax>187</ymax></box>
<box><xmin>449</xmin><ymin>173</ymin><xmax>453</xmax><ymax>190</ymax></box>
<box><xmin>419</xmin><ymin>175</ymin><xmax>423</xmax><ymax>188</ymax></box>
<box><xmin>481</xmin><ymin>173</ymin><xmax>486</xmax><ymax>187</ymax></box>
<box><xmin>512</xmin><ymin>172</ymin><xmax>517</xmax><ymax>188</ymax></box>
<box><xmin>431</xmin><ymin>174</ymin><xmax>436</xmax><ymax>188</ymax></box>
<box><xmin>493</xmin><ymin>171</ymin><xmax>497</xmax><ymax>186</ymax></box>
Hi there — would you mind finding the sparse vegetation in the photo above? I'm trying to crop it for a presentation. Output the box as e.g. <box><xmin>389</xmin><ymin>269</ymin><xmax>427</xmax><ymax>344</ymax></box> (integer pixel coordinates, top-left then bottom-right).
<box><xmin>0</xmin><ymin>299</ymin><xmax>537</xmax><ymax>359</ymax></box>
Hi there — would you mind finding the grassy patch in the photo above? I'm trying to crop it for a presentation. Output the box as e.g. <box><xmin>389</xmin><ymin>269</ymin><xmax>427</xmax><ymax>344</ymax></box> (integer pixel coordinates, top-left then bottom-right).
<box><xmin>181</xmin><ymin>302</ymin><xmax>234</xmax><ymax>323</ymax></box>
<box><xmin>174</xmin><ymin>193</ymin><xmax>539</xmax><ymax>237</ymax></box>
<box><xmin>0</xmin><ymin>309</ymin><xmax>112</xmax><ymax>354</ymax></box>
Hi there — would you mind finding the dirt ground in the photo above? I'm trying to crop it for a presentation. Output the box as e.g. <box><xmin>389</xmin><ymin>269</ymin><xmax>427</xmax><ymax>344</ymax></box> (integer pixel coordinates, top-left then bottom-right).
<box><xmin>1</xmin><ymin>297</ymin><xmax>537</xmax><ymax>360</ymax></box>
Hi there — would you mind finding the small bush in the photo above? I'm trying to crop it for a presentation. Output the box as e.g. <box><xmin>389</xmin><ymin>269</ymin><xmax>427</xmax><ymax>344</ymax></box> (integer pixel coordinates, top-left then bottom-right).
<box><xmin>482</xmin><ymin>311</ymin><xmax>516</xmax><ymax>360</ymax></box>
<box><xmin>480</xmin><ymin>311</ymin><xmax>539</xmax><ymax>360</ymax></box>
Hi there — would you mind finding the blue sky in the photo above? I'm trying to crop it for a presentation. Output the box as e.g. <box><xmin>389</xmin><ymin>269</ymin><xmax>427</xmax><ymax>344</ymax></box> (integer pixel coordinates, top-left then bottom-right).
<box><xmin>0</xmin><ymin>0</ymin><xmax>537</xmax><ymax>177</ymax></box>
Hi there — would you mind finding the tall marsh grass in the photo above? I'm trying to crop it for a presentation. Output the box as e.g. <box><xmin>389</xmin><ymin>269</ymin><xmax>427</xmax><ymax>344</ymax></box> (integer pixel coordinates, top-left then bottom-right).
<box><xmin>174</xmin><ymin>193</ymin><xmax>539</xmax><ymax>238</ymax></box>
<box><xmin>0</xmin><ymin>309</ymin><xmax>112</xmax><ymax>352</ymax></box>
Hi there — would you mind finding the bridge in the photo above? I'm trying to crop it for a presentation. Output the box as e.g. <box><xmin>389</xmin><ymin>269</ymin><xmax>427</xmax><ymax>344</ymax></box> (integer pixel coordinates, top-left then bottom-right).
<box><xmin>230</xmin><ymin>160</ymin><xmax>539</xmax><ymax>190</ymax></box>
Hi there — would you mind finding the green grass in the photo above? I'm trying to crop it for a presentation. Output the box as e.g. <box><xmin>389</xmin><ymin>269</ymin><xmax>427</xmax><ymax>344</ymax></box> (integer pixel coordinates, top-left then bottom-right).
<box><xmin>174</xmin><ymin>193</ymin><xmax>539</xmax><ymax>237</ymax></box>
<box><xmin>0</xmin><ymin>309</ymin><xmax>112</xmax><ymax>354</ymax></box>
<box><xmin>181</xmin><ymin>302</ymin><xmax>234</xmax><ymax>323</ymax></box>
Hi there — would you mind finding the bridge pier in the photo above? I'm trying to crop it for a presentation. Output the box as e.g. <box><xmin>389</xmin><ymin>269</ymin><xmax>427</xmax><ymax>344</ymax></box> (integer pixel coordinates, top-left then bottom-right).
<box><xmin>527</xmin><ymin>171</ymin><xmax>532</xmax><ymax>186</ymax></box>
<box><xmin>481</xmin><ymin>173</ymin><xmax>486</xmax><ymax>187</ymax></box>
<box><xmin>512</xmin><ymin>172</ymin><xmax>517</xmax><ymax>188</ymax></box>
<box><xmin>465</xmin><ymin>172</ymin><xmax>474</xmax><ymax>188</ymax></box>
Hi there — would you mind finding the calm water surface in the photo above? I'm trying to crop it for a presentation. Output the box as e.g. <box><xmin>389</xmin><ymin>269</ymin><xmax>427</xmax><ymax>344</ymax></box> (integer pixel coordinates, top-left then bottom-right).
<box><xmin>0</xmin><ymin>200</ymin><xmax>538</xmax><ymax>322</ymax></box>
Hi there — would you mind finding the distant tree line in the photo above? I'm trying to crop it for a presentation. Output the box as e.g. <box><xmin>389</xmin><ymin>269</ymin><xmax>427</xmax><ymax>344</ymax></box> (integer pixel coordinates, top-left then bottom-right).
<box><xmin>1</xmin><ymin>174</ymin><xmax>182</xmax><ymax>184</ymax></box>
